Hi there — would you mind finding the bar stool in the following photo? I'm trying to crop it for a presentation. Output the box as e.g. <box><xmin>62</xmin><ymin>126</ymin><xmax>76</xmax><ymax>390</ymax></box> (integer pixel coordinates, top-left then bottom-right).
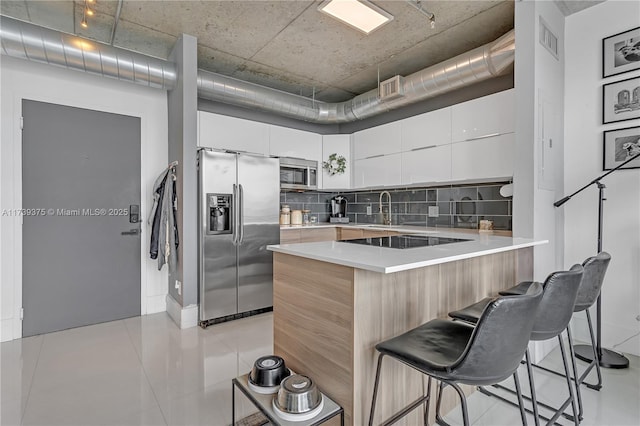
<box><xmin>499</xmin><ymin>252</ymin><xmax>611</xmax><ymax>421</ymax></box>
<box><xmin>448</xmin><ymin>265</ymin><xmax>584</xmax><ymax>426</ymax></box>
<box><xmin>368</xmin><ymin>282</ymin><xmax>544</xmax><ymax>426</ymax></box>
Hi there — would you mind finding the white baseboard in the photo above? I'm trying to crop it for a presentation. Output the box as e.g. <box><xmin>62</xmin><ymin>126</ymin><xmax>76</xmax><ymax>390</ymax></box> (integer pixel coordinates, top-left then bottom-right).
<box><xmin>0</xmin><ymin>318</ymin><xmax>21</xmax><ymax>342</ymax></box>
<box><xmin>146</xmin><ymin>294</ymin><xmax>167</xmax><ymax>314</ymax></box>
<box><xmin>166</xmin><ymin>295</ymin><xmax>198</xmax><ymax>329</ymax></box>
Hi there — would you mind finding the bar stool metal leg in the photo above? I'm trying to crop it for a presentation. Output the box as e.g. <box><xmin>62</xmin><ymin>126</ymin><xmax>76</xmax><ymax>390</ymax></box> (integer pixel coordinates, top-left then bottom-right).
<box><xmin>566</xmin><ymin>326</ymin><xmax>584</xmax><ymax>421</ymax></box>
<box><xmin>513</xmin><ymin>371</ymin><xmax>528</xmax><ymax>426</ymax></box>
<box><xmin>524</xmin><ymin>349</ymin><xmax>540</xmax><ymax>426</ymax></box>
<box><xmin>583</xmin><ymin>309</ymin><xmax>603</xmax><ymax>390</ymax></box>
<box><xmin>435</xmin><ymin>381</ymin><xmax>470</xmax><ymax>426</ymax></box>
<box><xmin>548</xmin><ymin>336</ymin><xmax>579</xmax><ymax>426</ymax></box>
<box><xmin>369</xmin><ymin>354</ymin><xmax>385</xmax><ymax>426</ymax></box>
<box><xmin>369</xmin><ymin>353</ymin><xmax>432</xmax><ymax>426</ymax></box>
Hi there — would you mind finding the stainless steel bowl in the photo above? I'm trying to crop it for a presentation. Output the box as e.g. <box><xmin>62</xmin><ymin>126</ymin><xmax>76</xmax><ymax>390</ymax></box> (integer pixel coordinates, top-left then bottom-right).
<box><xmin>274</xmin><ymin>374</ymin><xmax>322</xmax><ymax>414</ymax></box>
<box><xmin>249</xmin><ymin>355</ymin><xmax>290</xmax><ymax>388</ymax></box>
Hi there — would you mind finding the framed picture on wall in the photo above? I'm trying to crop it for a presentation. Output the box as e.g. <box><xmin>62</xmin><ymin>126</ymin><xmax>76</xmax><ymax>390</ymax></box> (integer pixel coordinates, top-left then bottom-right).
<box><xmin>603</xmin><ymin>27</ymin><xmax>640</xmax><ymax>78</ymax></box>
<box><xmin>603</xmin><ymin>126</ymin><xmax>640</xmax><ymax>171</ymax></box>
<box><xmin>603</xmin><ymin>76</ymin><xmax>640</xmax><ymax>124</ymax></box>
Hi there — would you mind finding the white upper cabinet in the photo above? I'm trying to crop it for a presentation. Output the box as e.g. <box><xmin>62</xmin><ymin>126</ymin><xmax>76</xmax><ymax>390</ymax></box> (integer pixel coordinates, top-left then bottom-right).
<box><xmin>197</xmin><ymin>111</ymin><xmax>269</xmax><ymax>155</ymax></box>
<box><xmin>352</xmin><ymin>121</ymin><xmax>401</xmax><ymax>160</ymax></box>
<box><xmin>322</xmin><ymin>134</ymin><xmax>351</xmax><ymax>190</ymax></box>
<box><xmin>401</xmin><ymin>145</ymin><xmax>452</xmax><ymax>185</ymax></box>
<box><xmin>450</xmin><ymin>133</ymin><xmax>514</xmax><ymax>181</ymax></box>
<box><xmin>401</xmin><ymin>107</ymin><xmax>452</xmax><ymax>151</ymax></box>
<box><xmin>451</xmin><ymin>89</ymin><xmax>515</xmax><ymax>142</ymax></box>
<box><xmin>353</xmin><ymin>153</ymin><xmax>401</xmax><ymax>188</ymax></box>
<box><xmin>268</xmin><ymin>125</ymin><xmax>322</xmax><ymax>162</ymax></box>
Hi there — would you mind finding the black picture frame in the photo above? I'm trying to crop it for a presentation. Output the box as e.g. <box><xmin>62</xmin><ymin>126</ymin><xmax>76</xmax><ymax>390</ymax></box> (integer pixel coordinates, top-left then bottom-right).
<box><xmin>602</xmin><ymin>76</ymin><xmax>640</xmax><ymax>124</ymax></box>
<box><xmin>603</xmin><ymin>26</ymin><xmax>640</xmax><ymax>78</ymax></box>
<box><xmin>603</xmin><ymin>126</ymin><xmax>640</xmax><ymax>171</ymax></box>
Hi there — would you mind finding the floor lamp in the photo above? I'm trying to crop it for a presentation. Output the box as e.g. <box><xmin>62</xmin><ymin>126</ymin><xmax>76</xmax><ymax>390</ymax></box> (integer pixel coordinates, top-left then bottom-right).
<box><xmin>553</xmin><ymin>151</ymin><xmax>639</xmax><ymax>369</ymax></box>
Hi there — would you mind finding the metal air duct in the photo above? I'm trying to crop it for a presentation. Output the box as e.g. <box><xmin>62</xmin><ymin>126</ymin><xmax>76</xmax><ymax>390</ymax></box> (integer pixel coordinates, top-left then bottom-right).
<box><xmin>1</xmin><ymin>15</ymin><xmax>514</xmax><ymax>123</ymax></box>
<box><xmin>197</xmin><ymin>29</ymin><xmax>515</xmax><ymax>123</ymax></box>
<box><xmin>0</xmin><ymin>16</ymin><xmax>176</xmax><ymax>90</ymax></box>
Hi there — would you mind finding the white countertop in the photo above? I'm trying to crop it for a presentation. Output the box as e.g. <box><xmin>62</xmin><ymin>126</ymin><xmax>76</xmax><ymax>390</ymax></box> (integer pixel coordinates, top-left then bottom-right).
<box><xmin>268</xmin><ymin>230</ymin><xmax>547</xmax><ymax>274</ymax></box>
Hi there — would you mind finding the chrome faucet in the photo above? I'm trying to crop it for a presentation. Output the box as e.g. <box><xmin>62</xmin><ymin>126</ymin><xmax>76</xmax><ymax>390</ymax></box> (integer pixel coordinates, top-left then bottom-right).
<box><xmin>379</xmin><ymin>191</ymin><xmax>392</xmax><ymax>225</ymax></box>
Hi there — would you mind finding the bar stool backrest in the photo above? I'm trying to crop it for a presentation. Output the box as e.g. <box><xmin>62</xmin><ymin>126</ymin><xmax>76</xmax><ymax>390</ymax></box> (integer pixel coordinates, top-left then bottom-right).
<box><xmin>574</xmin><ymin>252</ymin><xmax>611</xmax><ymax>312</ymax></box>
<box><xmin>451</xmin><ymin>282</ymin><xmax>544</xmax><ymax>385</ymax></box>
<box><xmin>530</xmin><ymin>265</ymin><xmax>583</xmax><ymax>341</ymax></box>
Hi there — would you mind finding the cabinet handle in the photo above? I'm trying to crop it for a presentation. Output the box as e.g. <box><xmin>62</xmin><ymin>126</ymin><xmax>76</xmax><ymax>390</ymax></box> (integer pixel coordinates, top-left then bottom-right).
<box><xmin>365</xmin><ymin>154</ymin><xmax>385</xmax><ymax>159</ymax></box>
<box><xmin>465</xmin><ymin>133</ymin><xmax>501</xmax><ymax>142</ymax></box>
<box><xmin>411</xmin><ymin>145</ymin><xmax>437</xmax><ymax>151</ymax></box>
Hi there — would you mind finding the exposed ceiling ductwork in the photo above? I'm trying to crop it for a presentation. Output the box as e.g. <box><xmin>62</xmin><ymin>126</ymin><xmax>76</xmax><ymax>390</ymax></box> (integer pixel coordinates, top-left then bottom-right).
<box><xmin>0</xmin><ymin>16</ymin><xmax>177</xmax><ymax>90</ymax></box>
<box><xmin>1</xmin><ymin>16</ymin><xmax>514</xmax><ymax>124</ymax></box>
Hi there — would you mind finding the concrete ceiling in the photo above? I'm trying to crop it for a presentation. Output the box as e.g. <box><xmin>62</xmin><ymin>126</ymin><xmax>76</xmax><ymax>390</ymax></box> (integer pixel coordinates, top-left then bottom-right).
<box><xmin>554</xmin><ymin>0</ymin><xmax>604</xmax><ymax>16</ymax></box>
<box><xmin>0</xmin><ymin>1</ymin><xmax>520</xmax><ymax>102</ymax></box>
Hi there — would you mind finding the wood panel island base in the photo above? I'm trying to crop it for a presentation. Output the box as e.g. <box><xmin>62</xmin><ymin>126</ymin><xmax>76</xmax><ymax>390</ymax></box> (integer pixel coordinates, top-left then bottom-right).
<box><xmin>269</xmin><ymin>234</ymin><xmax>545</xmax><ymax>426</ymax></box>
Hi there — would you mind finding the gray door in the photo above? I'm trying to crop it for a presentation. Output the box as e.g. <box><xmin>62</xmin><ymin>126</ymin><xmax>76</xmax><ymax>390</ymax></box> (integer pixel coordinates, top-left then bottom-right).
<box><xmin>22</xmin><ymin>100</ymin><xmax>141</xmax><ymax>337</ymax></box>
<box><xmin>237</xmin><ymin>154</ymin><xmax>279</xmax><ymax>313</ymax></box>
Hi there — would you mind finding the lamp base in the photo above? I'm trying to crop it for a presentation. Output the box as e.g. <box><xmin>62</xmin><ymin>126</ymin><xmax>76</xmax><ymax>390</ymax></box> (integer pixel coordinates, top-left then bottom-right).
<box><xmin>574</xmin><ymin>344</ymin><xmax>629</xmax><ymax>369</ymax></box>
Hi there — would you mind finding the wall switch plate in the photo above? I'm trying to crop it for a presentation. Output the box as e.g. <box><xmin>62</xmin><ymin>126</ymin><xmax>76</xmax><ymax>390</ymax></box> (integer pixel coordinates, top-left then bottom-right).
<box><xmin>175</xmin><ymin>280</ymin><xmax>182</xmax><ymax>296</ymax></box>
<box><xmin>366</xmin><ymin>205</ymin><xmax>372</xmax><ymax>215</ymax></box>
<box><xmin>428</xmin><ymin>206</ymin><xmax>439</xmax><ymax>217</ymax></box>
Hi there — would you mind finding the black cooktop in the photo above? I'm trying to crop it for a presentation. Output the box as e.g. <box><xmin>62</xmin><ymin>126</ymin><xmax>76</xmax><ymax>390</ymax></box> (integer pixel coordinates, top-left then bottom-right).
<box><xmin>343</xmin><ymin>234</ymin><xmax>470</xmax><ymax>249</ymax></box>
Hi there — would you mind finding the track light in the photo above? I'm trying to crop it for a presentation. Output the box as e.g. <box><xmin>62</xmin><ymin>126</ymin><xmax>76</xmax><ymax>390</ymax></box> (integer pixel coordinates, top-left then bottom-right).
<box><xmin>408</xmin><ymin>0</ymin><xmax>436</xmax><ymax>30</ymax></box>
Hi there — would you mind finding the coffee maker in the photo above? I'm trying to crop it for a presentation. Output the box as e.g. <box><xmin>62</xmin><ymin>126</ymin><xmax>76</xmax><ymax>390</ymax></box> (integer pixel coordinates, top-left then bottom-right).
<box><xmin>329</xmin><ymin>196</ymin><xmax>349</xmax><ymax>223</ymax></box>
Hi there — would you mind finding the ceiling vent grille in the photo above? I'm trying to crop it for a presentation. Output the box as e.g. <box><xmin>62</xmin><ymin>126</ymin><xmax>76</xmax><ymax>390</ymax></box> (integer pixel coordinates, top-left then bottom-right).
<box><xmin>539</xmin><ymin>18</ymin><xmax>559</xmax><ymax>60</ymax></box>
<box><xmin>379</xmin><ymin>75</ymin><xmax>405</xmax><ymax>101</ymax></box>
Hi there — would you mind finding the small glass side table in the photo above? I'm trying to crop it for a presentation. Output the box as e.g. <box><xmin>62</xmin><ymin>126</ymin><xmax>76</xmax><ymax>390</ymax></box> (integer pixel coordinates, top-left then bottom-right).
<box><xmin>232</xmin><ymin>374</ymin><xmax>344</xmax><ymax>426</ymax></box>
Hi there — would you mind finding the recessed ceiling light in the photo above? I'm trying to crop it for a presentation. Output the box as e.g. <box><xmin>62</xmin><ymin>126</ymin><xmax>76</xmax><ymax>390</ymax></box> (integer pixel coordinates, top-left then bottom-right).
<box><xmin>318</xmin><ymin>0</ymin><xmax>394</xmax><ymax>35</ymax></box>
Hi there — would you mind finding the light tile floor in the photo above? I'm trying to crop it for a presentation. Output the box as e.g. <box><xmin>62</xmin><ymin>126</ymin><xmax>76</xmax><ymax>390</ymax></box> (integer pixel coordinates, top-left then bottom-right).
<box><xmin>1</xmin><ymin>312</ymin><xmax>638</xmax><ymax>425</ymax></box>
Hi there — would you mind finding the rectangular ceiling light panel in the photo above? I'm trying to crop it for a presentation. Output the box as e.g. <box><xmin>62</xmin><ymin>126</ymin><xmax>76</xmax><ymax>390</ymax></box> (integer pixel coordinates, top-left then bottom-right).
<box><xmin>318</xmin><ymin>0</ymin><xmax>393</xmax><ymax>35</ymax></box>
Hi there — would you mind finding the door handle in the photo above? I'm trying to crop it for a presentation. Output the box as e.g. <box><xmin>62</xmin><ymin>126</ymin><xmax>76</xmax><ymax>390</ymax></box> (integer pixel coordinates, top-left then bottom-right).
<box><xmin>232</xmin><ymin>184</ymin><xmax>238</xmax><ymax>246</ymax></box>
<box><xmin>121</xmin><ymin>229</ymin><xmax>140</xmax><ymax>236</ymax></box>
<box><xmin>238</xmin><ymin>184</ymin><xmax>244</xmax><ymax>244</ymax></box>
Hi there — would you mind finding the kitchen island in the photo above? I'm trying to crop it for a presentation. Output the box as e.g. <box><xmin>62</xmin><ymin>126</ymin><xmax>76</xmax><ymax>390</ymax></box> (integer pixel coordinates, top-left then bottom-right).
<box><xmin>267</xmin><ymin>231</ymin><xmax>546</xmax><ymax>425</ymax></box>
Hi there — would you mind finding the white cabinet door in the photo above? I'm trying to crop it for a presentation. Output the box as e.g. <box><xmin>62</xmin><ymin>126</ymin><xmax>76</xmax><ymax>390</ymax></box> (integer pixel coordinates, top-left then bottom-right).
<box><xmin>451</xmin><ymin>133</ymin><xmax>514</xmax><ymax>180</ymax></box>
<box><xmin>353</xmin><ymin>153</ymin><xmax>401</xmax><ymax>188</ymax></box>
<box><xmin>268</xmin><ymin>125</ymin><xmax>322</xmax><ymax>161</ymax></box>
<box><xmin>352</xmin><ymin>121</ymin><xmax>401</xmax><ymax>160</ymax></box>
<box><xmin>451</xmin><ymin>89</ymin><xmax>515</xmax><ymax>142</ymax></box>
<box><xmin>197</xmin><ymin>111</ymin><xmax>269</xmax><ymax>155</ymax></box>
<box><xmin>401</xmin><ymin>107</ymin><xmax>451</xmax><ymax>151</ymax></box>
<box><xmin>322</xmin><ymin>134</ymin><xmax>351</xmax><ymax>190</ymax></box>
<box><xmin>401</xmin><ymin>145</ymin><xmax>452</xmax><ymax>185</ymax></box>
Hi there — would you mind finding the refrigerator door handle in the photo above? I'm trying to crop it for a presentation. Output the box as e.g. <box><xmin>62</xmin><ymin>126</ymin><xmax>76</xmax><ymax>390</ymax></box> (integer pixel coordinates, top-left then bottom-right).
<box><xmin>232</xmin><ymin>184</ymin><xmax>238</xmax><ymax>246</ymax></box>
<box><xmin>238</xmin><ymin>184</ymin><xmax>245</xmax><ymax>244</ymax></box>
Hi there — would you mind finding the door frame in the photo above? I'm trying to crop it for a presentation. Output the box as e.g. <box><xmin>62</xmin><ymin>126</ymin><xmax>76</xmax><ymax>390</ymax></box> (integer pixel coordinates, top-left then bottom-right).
<box><xmin>4</xmin><ymin>88</ymin><xmax>165</xmax><ymax>340</ymax></box>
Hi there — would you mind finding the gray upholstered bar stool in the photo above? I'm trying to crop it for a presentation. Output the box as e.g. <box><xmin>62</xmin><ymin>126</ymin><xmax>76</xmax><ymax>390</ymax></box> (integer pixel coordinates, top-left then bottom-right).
<box><xmin>368</xmin><ymin>283</ymin><xmax>544</xmax><ymax>426</ymax></box>
<box><xmin>448</xmin><ymin>265</ymin><xmax>584</xmax><ymax>426</ymax></box>
<box><xmin>499</xmin><ymin>252</ymin><xmax>611</xmax><ymax>421</ymax></box>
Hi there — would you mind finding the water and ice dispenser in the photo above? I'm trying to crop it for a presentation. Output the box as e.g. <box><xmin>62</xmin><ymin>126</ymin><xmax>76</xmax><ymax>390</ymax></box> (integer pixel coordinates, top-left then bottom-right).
<box><xmin>207</xmin><ymin>193</ymin><xmax>231</xmax><ymax>234</ymax></box>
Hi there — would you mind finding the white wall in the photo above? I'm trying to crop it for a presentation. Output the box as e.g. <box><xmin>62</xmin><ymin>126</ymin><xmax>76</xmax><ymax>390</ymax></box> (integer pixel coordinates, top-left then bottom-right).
<box><xmin>514</xmin><ymin>0</ymin><xmax>566</xmax><ymax>361</ymax></box>
<box><xmin>565</xmin><ymin>1</ymin><xmax>640</xmax><ymax>356</ymax></box>
<box><xmin>514</xmin><ymin>1</ymin><xmax>566</xmax><ymax>276</ymax></box>
<box><xmin>1</xmin><ymin>57</ymin><xmax>169</xmax><ymax>342</ymax></box>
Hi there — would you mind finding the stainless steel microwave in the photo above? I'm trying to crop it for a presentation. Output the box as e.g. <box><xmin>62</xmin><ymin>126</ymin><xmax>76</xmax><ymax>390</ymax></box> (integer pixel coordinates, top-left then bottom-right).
<box><xmin>279</xmin><ymin>157</ymin><xmax>318</xmax><ymax>191</ymax></box>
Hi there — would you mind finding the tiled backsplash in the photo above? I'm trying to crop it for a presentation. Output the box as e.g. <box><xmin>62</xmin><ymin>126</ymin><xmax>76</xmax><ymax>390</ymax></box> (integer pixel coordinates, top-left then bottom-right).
<box><xmin>280</xmin><ymin>182</ymin><xmax>513</xmax><ymax>230</ymax></box>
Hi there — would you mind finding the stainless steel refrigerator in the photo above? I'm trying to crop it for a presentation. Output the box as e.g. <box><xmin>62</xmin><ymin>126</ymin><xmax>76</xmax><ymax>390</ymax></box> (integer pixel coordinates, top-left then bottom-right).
<box><xmin>198</xmin><ymin>149</ymin><xmax>280</xmax><ymax>325</ymax></box>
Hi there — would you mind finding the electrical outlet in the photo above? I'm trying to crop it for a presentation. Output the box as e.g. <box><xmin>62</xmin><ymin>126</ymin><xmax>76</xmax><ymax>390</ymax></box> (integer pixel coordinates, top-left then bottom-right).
<box><xmin>175</xmin><ymin>280</ymin><xmax>182</xmax><ymax>296</ymax></box>
<box><xmin>366</xmin><ymin>205</ymin><xmax>372</xmax><ymax>215</ymax></box>
<box><xmin>428</xmin><ymin>206</ymin><xmax>439</xmax><ymax>217</ymax></box>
